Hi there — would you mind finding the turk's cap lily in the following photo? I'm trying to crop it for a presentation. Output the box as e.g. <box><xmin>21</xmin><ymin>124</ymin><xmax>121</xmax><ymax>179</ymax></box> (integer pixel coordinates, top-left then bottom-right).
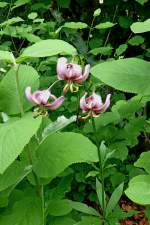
<box><xmin>25</xmin><ymin>87</ymin><xmax>64</xmax><ymax>110</ymax></box>
<box><xmin>57</xmin><ymin>57</ymin><xmax>90</xmax><ymax>84</ymax></box>
<box><xmin>80</xmin><ymin>92</ymin><xmax>111</xmax><ymax>117</ymax></box>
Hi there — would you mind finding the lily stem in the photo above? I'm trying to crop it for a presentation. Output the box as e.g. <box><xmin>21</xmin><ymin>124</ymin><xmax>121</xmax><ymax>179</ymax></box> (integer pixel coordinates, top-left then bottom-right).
<box><xmin>87</xmin><ymin>16</ymin><xmax>96</xmax><ymax>49</ymax></box>
<box><xmin>91</xmin><ymin>117</ymin><xmax>105</xmax><ymax>223</ymax></box>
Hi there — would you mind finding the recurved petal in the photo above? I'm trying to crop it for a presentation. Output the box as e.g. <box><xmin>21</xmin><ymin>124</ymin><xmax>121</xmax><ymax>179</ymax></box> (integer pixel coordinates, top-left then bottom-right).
<box><xmin>57</xmin><ymin>57</ymin><xmax>68</xmax><ymax>80</ymax></box>
<box><xmin>100</xmin><ymin>94</ymin><xmax>111</xmax><ymax>112</ymax></box>
<box><xmin>80</xmin><ymin>93</ymin><xmax>89</xmax><ymax>111</ymax></box>
<box><xmin>92</xmin><ymin>92</ymin><xmax>103</xmax><ymax>106</ymax></box>
<box><xmin>25</xmin><ymin>86</ymin><xmax>37</xmax><ymax>104</ymax></box>
<box><xmin>82</xmin><ymin>64</ymin><xmax>90</xmax><ymax>81</ymax></box>
<box><xmin>45</xmin><ymin>96</ymin><xmax>64</xmax><ymax>110</ymax></box>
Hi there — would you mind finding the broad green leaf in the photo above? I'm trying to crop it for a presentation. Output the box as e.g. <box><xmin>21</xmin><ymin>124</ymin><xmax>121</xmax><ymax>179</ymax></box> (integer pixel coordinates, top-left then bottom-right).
<box><xmin>96</xmin><ymin>179</ymin><xmax>106</xmax><ymax>210</ymax></box>
<box><xmin>0</xmin><ymin>65</ymin><xmax>39</xmax><ymax>115</ymax></box>
<box><xmin>91</xmin><ymin>58</ymin><xmax>150</xmax><ymax>94</ymax></box>
<box><xmin>70</xmin><ymin>201</ymin><xmax>100</xmax><ymax>216</ymax></box>
<box><xmin>34</xmin><ymin>132</ymin><xmax>98</xmax><ymax>178</ymax></box>
<box><xmin>125</xmin><ymin>175</ymin><xmax>150</xmax><ymax>205</ymax></box>
<box><xmin>0</xmin><ymin>161</ymin><xmax>31</xmax><ymax>191</ymax></box>
<box><xmin>106</xmin><ymin>183</ymin><xmax>124</xmax><ymax>216</ymax></box>
<box><xmin>12</xmin><ymin>0</ymin><xmax>31</xmax><ymax>10</ymax></box>
<box><xmin>0</xmin><ymin>51</ymin><xmax>15</xmax><ymax>63</ymax></box>
<box><xmin>18</xmin><ymin>39</ymin><xmax>77</xmax><ymax>61</ymax></box>
<box><xmin>115</xmin><ymin>44</ymin><xmax>128</xmax><ymax>56</ymax></box>
<box><xmin>74</xmin><ymin>216</ymin><xmax>101</xmax><ymax>225</ymax></box>
<box><xmin>135</xmin><ymin>0</ymin><xmax>149</xmax><ymax>5</ymax></box>
<box><xmin>48</xmin><ymin>199</ymin><xmax>72</xmax><ymax>216</ymax></box>
<box><xmin>0</xmin><ymin>2</ymin><xmax>8</xmax><ymax>8</ymax></box>
<box><xmin>42</xmin><ymin>115</ymin><xmax>76</xmax><ymax>139</ymax></box>
<box><xmin>0</xmin><ymin>195</ymin><xmax>42</xmax><ymax>225</ymax></box>
<box><xmin>128</xmin><ymin>35</ymin><xmax>144</xmax><ymax>46</ymax></box>
<box><xmin>0</xmin><ymin>17</ymin><xmax>24</xmax><ymax>27</ymax></box>
<box><xmin>131</xmin><ymin>19</ymin><xmax>150</xmax><ymax>33</ymax></box>
<box><xmin>22</xmin><ymin>33</ymin><xmax>41</xmax><ymax>43</ymax></box>
<box><xmin>95</xmin><ymin>22</ymin><xmax>116</xmax><ymax>29</ymax></box>
<box><xmin>49</xmin><ymin>216</ymin><xmax>75</xmax><ymax>225</ymax></box>
<box><xmin>134</xmin><ymin>151</ymin><xmax>150</xmax><ymax>174</ymax></box>
<box><xmin>89</xmin><ymin>46</ymin><xmax>113</xmax><ymax>56</ymax></box>
<box><xmin>56</xmin><ymin>22</ymin><xmax>88</xmax><ymax>33</ymax></box>
<box><xmin>0</xmin><ymin>113</ymin><xmax>41</xmax><ymax>174</ymax></box>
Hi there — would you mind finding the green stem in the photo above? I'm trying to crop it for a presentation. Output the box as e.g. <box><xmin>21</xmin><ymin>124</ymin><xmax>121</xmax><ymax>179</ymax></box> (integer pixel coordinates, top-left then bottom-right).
<box><xmin>87</xmin><ymin>16</ymin><xmax>96</xmax><ymax>49</ymax></box>
<box><xmin>91</xmin><ymin>117</ymin><xmax>105</xmax><ymax>221</ymax></box>
<box><xmin>15</xmin><ymin>64</ymin><xmax>24</xmax><ymax>117</ymax></box>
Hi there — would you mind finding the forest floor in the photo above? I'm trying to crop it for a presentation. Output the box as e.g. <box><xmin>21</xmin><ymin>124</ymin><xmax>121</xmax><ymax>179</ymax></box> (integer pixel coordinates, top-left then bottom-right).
<box><xmin>120</xmin><ymin>198</ymin><xmax>149</xmax><ymax>225</ymax></box>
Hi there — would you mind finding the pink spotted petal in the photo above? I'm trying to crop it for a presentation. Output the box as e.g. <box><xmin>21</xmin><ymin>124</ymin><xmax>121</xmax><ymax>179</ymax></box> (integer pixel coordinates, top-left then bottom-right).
<box><xmin>25</xmin><ymin>87</ymin><xmax>41</xmax><ymax>104</ymax></box>
<box><xmin>100</xmin><ymin>94</ymin><xmax>111</xmax><ymax>112</ymax></box>
<box><xmin>80</xmin><ymin>93</ymin><xmax>90</xmax><ymax>111</ymax></box>
<box><xmin>57</xmin><ymin>57</ymin><xmax>68</xmax><ymax>80</ymax></box>
<box><xmin>40</xmin><ymin>90</ymin><xmax>51</xmax><ymax>104</ymax></box>
<box><xmin>45</xmin><ymin>96</ymin><xmax>64</xmax><ymax>110</ymax></box>
<box><xmin>92</xmin><ymin>92</ymin><xmax>103</xmax><ymax>107</ymax></box>
<box><xmin>82</xmin><ymin>64</ymin><xmax>90</xmax><ymax>81</ymax></box>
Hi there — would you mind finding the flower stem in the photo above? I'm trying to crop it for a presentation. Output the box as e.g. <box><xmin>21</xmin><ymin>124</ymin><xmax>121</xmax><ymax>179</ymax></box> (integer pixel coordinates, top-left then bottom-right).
<box><xmin>91</xmin><ymin>117</ymin><xmax>105</xmax><ymax>222</ymax></box>
<box><xmin>87</xmin><ymin>16</ymin><xmax>96</xmax><ymax>49</ymax></box>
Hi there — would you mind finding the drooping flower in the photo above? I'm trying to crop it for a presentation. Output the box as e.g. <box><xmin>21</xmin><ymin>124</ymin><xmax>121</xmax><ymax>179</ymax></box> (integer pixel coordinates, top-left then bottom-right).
<box><xmin>57</xmin><ymin>57</ymin><xmax>90</xmax><ymax>93</ymax></box>
<box><xmin>80</xmin><ymin>92</ymin><xmax>111</xmax><ymax>119</ymax></box>
<box><xmin>25</xmin><ymin>87</ymin><xmax>64</xmax><ymax>110</ymax></box>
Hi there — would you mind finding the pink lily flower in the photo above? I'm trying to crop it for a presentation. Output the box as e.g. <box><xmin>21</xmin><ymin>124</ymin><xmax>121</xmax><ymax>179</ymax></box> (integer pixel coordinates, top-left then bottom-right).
<box><xmin>57</xmin><ymin>57</ymin><xmax>90</xmax><ymax>92</ymax></box>
<box><xmin>80</xmin><ymin>92</ymin><xmax>111</xmax><ymax>118</ymax></box>
<box><xmin>25</xmin><ymin>87</ymin><xmax>64</xmax><ymax>110</ymax></box>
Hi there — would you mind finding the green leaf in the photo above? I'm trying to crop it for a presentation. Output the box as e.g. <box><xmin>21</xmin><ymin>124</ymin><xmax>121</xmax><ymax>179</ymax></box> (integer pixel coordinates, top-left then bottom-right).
<box><xmin>49</xmin><ymin>216</ymin><xmax>76</xmax><ymax>225</ymax></box>
<box><xmin>115</xmin><ymin>44</ymin><xmax>128</xmax><ymax>56</ymax></box>
<box><xmin>12</xmin><ymin>0</ymin><xmax>31</xmax><ymax>10</ymax></box>
<box><xmin>0</xmin><ymin>114</ymin><xmax>41</xmax><ymax>174</ymax></box>
<box><xmin>48</xmin><ymin>199</ymin><xmax>72</xmax><ymax>216</ymax></box>
<box><xmin>0</xmin><ymin>195</ymin><xmax>42</xmax><ymax>225</ymax></box>
<box><xmin>70</xmin><ymin>201</ymin><xmax>100</xmax><ymax>216</ymax></box>
<box><xmin>0</xmin><ymin>2</ymin><xmax>8</xmax><ymax>8</ymax></box>
<box><xmin>0</xmin><ymin>51</ymin><xmax>15</xmax><ymax>63</ymax></box>
<box><xmin>42</xmin><ymin>115</ymin><xmax>76</xmax><ymax>139</ymax></box>
<box><xmin>34</xmin><ymin>132</ymin><xmax>98</xmax><ymax>178</ymax></box>
<box><xmin>106</xmin><ymin>183</ymin><xmax>124</xmax><ymax>216</ymax></box>
<box><xmin>18</xmin><ymin>39</ymin><xmax>76</xmax><ymax>61</ymax></box>
<box><xmin>0</xmin><ymin>17</ymin><xmax>24</xmax><ymax>27</ymax></box>
<box><xmin>0</xmin><ymin>161</ymin><xmax>31</xmax><ymax>191</ymax></box>
<box><xmin>56</xmin><ymin>22</ymin><xmax>88</xmax><ymax>33</ymax></box>
<box><xmin>125</xmin><ymin>175</ymin><xmax>150</xmax><ymax>205</ymax></box>
<box><xmin>93</xmin><ymin>8</ymin><xmax>101</xmax><ymax>17</ymax></box>
<box><xmin>91</xmin><ymin>58</ymin><xmax>150</xmax><ymax>94</ymax></box>
<box><xmin>131</xmin><ymin>19</ymin><xmax>150</xmax><ymax>33</ymax></box>
<box><xmin>75</xmin><ymin>216</ymin><xmax>101</xmax><ymax>225</ymax></box>
<box><xmin>28</xmin><ymin>12</ymin><xmax>38</xmax><ymax>20</ymax></box>
<box><xmin>134</xmin><ymin>151</ymin><xmax>150</xmax><ymax>174</ymax></box>
<box><xmin>95</xmin><ymin>22</ymin><xmax>116</xmax><ymax>29</ymax></box>
<box><xmin>96</xmin><ymin>179</ymin><xmax>106</xmax><ymax>210</ymax></box>
<box><xmin>128</xmin><ymin>35</ymin><xmax>145</xmax><ymax>46</ymax></box>
<box><xmin>0</xmin><ymin>65</ymin><xmax>39</xmax><ymax>115</ymax></box>
<box><xmin>89</xmin><ymin>46</ymin><xmax>113</xmax><ymax>56</ymax></box>
<box><xmin>135</xmin><ymin>0</ymin><xmax>149</xmax><ymax>5</ymax></box>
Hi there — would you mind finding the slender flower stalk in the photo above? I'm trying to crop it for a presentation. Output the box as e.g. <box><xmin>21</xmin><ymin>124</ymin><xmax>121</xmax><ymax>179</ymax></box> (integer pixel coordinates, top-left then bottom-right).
<box><xmin>92</xmin><ymin>117</ymin><xmax>105</xmax><ymax>224</ymax></box>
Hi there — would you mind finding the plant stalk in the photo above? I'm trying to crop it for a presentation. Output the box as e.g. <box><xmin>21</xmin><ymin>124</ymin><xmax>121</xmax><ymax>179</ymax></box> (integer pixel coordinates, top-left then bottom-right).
<box><xmin>91</xmin><ymin>117</ymin><xmax>105</xmax><ymax>222</ymax></box>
